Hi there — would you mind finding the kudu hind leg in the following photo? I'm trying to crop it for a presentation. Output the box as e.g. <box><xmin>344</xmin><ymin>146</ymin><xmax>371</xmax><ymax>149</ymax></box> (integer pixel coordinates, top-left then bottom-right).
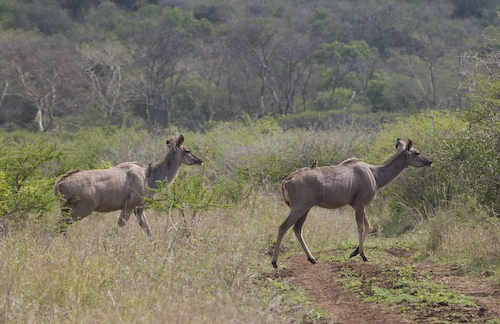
<box><xmin>118</xmin><ymin>207</ymin><xmax>133</xmax><ymax>228</ymax></box>
<box><xmin>293</xmin><ymin>212</ymin><xmax>316</xmax><ymax>264</ymax></box>
<box><xmin>272</xmin><ymin>208</ymin><xmax>310</xmax><ymax>269</ymax></box>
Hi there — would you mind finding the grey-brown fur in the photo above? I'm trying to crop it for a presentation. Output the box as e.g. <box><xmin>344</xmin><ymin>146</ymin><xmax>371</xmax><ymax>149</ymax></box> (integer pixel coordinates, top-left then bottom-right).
<box><xmin>272</xmin><ymin>139</ymin><xmax>432</xmax><ymax>268</ymax></box>
<box><xmin>54</xmin><ymin>134</ymin><xmax>203</xmax><ymax>236</ymax></box>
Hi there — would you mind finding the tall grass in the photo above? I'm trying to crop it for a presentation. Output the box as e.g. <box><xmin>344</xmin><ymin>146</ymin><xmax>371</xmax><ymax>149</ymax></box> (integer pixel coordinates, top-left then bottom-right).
<box><xmin>420</xmin><ymin>201</ymin><xmax>500</xmax><ymax>278</ymax></box>
<box><xmin>0</xmin><ymin>190</ymin><xmax>360</xmax><ymax>323</ymax></box>
<box><xmin>3</xmin><ymin>114</ymin><xmax>500</xmax><ymax>322</ymax></box>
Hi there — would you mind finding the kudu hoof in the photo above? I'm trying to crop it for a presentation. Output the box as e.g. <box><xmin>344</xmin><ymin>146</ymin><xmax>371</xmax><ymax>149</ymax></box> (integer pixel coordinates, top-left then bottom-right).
<box><xmin>272</xmin><ymin>261</ymin><xmax>278</xmax><ymax>269</ymax></box>
<box><xmin>308</xmin><ymin>257</ymin><xmax>317</xmax><ymax>264</ymax></box>
<box><xmin>349</xmin><ymin>246</ymin><xmax>360</xmax><ymax>258</ymax></box>
<box><xmin>361</xmin><ymin>256</ymin><xmax>370</xmax><ymax>262</ymax></box>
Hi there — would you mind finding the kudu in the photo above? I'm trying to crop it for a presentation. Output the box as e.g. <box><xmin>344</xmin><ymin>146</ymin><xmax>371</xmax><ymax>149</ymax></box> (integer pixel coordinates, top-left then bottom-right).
<box><xmin>54</xmin><ymin>134</ymin><xmax>203</xmax><ymax>236</ymax></box>
<box><xmin>272</xmin><ymin>139</ymin><xmax>432</xmax><ymax>268</ymax></box>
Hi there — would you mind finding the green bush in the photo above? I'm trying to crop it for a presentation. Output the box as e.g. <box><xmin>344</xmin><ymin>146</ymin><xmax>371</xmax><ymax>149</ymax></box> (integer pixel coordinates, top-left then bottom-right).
<box><xmin>144</xmin><ymin>167</ymin><xmax>233</xmax><ymax>234</ymax></box>
<box><xmin>440</xmin><ymin>76</ymin><xmax>500</xmax><ymax>216</ymax></box>
<box><xmin>0</xmin><ymin>137</ymin><xmax>70</xmax><ymax>219</ymax></box>
<box><xmin>367</xmin><ymin>110</ymin><xmax>465</xmax><ymax>235</ymax></box>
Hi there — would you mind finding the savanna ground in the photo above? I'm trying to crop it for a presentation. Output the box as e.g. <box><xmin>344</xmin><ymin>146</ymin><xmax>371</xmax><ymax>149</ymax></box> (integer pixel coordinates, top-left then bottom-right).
<box><xmin>272</xmin><ymin>248</ymin><xmax>500</xmax><ymax>324</ymax></box>
<box><xmin>2</xmin><ymin>190</ymin><xmax>500</xmax><ymax>324</ymax></box>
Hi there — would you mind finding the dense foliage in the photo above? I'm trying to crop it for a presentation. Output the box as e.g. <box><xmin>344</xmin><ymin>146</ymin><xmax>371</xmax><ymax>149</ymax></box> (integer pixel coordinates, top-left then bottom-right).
<box><xmin>0</xmin><ymin>0</ymin><xmax>499</xmax><ymax>132</ymax></box>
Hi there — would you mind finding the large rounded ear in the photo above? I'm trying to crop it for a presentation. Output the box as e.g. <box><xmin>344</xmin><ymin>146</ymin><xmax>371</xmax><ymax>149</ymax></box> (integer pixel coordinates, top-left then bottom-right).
<box><xmin>177</xmin><ymin>134</ymin><xmax>185</xmax><ymax>147</ymax></box>
<box><xmin>406</xmin><ymin>139</ymin><xmax>413</xmax><ymax>151</ymax></box>
<box><xmin>396</xmin><ymin>138</ymin><xmax>406</xmax><ymax>152</ymax></box>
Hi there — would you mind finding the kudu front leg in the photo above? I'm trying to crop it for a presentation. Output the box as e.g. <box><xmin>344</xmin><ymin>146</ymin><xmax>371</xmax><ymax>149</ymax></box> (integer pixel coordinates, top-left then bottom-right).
<box><xmin>350</xmin><ymin>206</ymin><xmax>370</xmax><ymax>262</ymax></box>
<box><xmin>272</xmin><ymin>221</ymin><xmax>289</xmax><ymax>269</ymax></box>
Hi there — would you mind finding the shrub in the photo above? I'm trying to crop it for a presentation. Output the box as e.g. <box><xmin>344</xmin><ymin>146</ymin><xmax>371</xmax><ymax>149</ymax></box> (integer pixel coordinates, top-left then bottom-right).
<box><xmin>366</xmin><ymin>110</ymin><xmax>465</xmax><ymax>235</ymax></box>
<box><xmin>144</xmin><ymin>167</ymin><xmax>233</xmax><ymax>234</ymax></box>
<box><xmin>439</xmin><ymin>75</ymin><xmax>500</xmax><ymax>216</ymax></box>
<box><xmin>0</xmin><ymin>137</ymin><xmax>70</xmax><ymax>219</ymax></box>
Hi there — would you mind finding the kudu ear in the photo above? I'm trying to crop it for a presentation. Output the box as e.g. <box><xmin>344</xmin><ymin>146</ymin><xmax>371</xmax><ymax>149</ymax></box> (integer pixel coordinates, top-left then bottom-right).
<box><xmin>395</xmin><ymin>138</ymin><xmax>406</xmax><ymax>152</ymax></box>
<box><xmin>406</xmin><ymin>139</ymin><xmax>413</xmax><ymax>151</ymax></box>
<box><xmin>177</xmin><ymin>134</ymin><xmax>185</xmax><ymax>147</ymax></box>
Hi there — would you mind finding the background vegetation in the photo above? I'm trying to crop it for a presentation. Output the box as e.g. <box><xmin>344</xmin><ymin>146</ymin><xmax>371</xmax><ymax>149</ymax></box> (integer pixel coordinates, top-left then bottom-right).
<box><xmin>0</xmin><ymin>0</ymin><xmax>499</xmax><ymax>131</ymax></box>
<box><xmin>2</xmin><ymin>0</ymin><xmax>500</xmax><ymax>323</ymax></box>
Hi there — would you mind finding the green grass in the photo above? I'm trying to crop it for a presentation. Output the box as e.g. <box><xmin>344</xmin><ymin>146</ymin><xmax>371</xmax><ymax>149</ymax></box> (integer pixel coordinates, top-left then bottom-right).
<box><xmin>336</xmin><ymin>262</ymin><xmax>480</xmax><ymax>323</ymax></box>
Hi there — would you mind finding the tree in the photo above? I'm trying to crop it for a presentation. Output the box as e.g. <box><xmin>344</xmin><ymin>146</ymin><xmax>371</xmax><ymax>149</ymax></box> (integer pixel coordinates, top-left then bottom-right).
<box><xmin>411</xmin><ymin>25</ymin><xmax>447</xmax><ymax>110</ymax></box>
<box><xmin>351</xmin><ymin>46</ymin><xmax>381</xmax><ymax>112</ymax></box>
<box><xmin>408</xmin><ymin>20</ymin><xmax>469</xmax><ymax>110</ymax></box>
<box><xmin>451</xmin><ymin>0</ymin><xmax>498</xmax><ymax>19</ymax></box>
<box><xmin>0</xmin><ymin>32</ymin><xmax>90</xmax><ymax>131</ymax></box>
<box><xmin>227</xmin><ymin>20</ymin><xmax>282</xmax><ymax>118</ymax></box>
<box><xmin>16</xmin><ymin>0</ymin><xmax>71</xmax><ymax>35</ymax></box>
<box><xmin>193</xmin><ymin>36</ymin><xmax>225</xmax><ymax>121</ymax></box>
<box><xmin>314</xmin><ymin>40</ymin><xmax>379</xmax><ymax>111</ymax></box>
<box><xmin>136</xmin><ymin>27</ymin><xmax>192</xmax><ymax>127</ymax></box>
<box><xmin>268</xmin><ymin>34</ymin><xmax>318</xmax><ymax>115</ymax></box>
<box><xmin>81</xmin><ymin>37</ymin><xmax>135</xmax><ymax>119</ymax></box>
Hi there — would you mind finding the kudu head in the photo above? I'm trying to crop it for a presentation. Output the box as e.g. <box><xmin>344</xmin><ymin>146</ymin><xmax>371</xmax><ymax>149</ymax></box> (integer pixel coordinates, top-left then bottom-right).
<box><xmin>167</xmin><ymin>134</ymin><xmax>204</xmax><ymax>166</ymax></box>
<box><xmin>396</xmin><ymin>138</ymin><xmax>433</xmax><ymax>168</ymax></box>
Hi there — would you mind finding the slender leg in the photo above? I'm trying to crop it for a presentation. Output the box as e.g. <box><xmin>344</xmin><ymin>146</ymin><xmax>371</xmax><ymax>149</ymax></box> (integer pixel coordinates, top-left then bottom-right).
<box><xmin>293</xmin><ymin>211</ymin><xmax>316</xmax><ymax>264</ymax></box>
<box><xmin>349</xmin><ymin>246</ymin><xmax>360</xmax><ymax>258</ymax></box>
<box><xmin>118</xmin><ymin>207</ymin><xmax>133</xmax><ymax>227</ymax></box>
<box><xmin>352</xmin><ymin>205</ymin><xmax>369</xmax><ymax>261</ymax></box>
<box><xmin>272</xmin><ymin>208</ymin><xmax>309</xmax><ymax>268</ymax></box>
<box><xmin>363</xmin><ymin>212</ymin><xmax>371</xmax><ymax>251</ymax></box>
<box><xmin>134</xmin><ymin>206</ymin><xmax>152</xmax><ymax>237</ymax></box>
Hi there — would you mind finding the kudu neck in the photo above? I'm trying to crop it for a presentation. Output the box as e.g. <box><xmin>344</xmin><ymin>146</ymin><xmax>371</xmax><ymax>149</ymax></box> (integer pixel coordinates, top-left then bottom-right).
<box><xmin>147</xmin><ymin>150</ymin><xmax>182</xmax><ymax>189</ymax></box>
<box><xmin>371</xmin><ymin>150</ymin><xmax>409</xmax><ymax>190</ymax></box>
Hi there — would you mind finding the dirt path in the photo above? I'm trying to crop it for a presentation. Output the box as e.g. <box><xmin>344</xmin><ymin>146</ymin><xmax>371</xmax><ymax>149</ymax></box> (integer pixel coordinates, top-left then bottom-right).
<box><xmin>271</xmin><ymin>250</ymin><xmax>500</xmax><ymax>323</ymax></box>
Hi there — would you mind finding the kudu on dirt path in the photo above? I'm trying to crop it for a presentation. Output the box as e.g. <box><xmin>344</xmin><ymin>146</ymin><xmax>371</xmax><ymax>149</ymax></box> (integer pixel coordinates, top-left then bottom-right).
<box><xmin>272</xmin><ymin>139</ymin><xmax>432</xmax><ymax>268</ymax></box>
<box><xmin>54</xmin><ymin>134</ymin><xmax>203</xmax><ymax>236</ymax></box>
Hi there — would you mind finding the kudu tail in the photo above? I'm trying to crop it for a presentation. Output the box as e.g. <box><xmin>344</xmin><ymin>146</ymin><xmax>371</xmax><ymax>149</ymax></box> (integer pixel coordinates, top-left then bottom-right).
<box><xmin>281</xmin><ymin>179</ymin><xmax>291</xmax><ymax>207</ymax></box>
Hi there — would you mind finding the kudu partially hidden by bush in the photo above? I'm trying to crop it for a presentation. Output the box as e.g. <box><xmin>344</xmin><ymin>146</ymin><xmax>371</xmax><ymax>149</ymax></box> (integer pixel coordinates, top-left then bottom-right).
<box><xmin>272</xmin><ymin>139</ymin><xmax>432</xmax><ymax>268</ymax></box>
<box><xmin>54</xmin><ymin>134</ymin><xmax>203</xmax><ymax>236</ymax></box>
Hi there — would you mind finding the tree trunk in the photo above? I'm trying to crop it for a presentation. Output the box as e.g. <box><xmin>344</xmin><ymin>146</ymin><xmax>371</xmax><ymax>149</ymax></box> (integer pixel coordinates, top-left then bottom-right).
<box><xmin>206</xmin><ymin>62</ymin><xmax>218</xmax><ymax>121</ymax></box>
<box><xmin>0</xmin><ymin>81</ymin><xmax>7</xmax><ymax>108</ymax></box>
<box><xmin>429</xmin><ymin>62</ymin><xmax>437</xmax><ymax>109</ymax></box>
<box><xmin>34</xmin><ymin>107</ymin><xmax>45</xmax><ymax>132</ymax></box>
<box><xmin>327</xmin><ymin>77</ymin><xmax>338</xmax><ymax>110</ymax></box>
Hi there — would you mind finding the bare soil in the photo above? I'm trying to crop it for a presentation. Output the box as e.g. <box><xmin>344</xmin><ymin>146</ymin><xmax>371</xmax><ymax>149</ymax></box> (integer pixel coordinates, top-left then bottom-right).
<box><xmin>269</xmin><ymin>249</ymin><xmax>500</xmax><ymax>323</ymax></box>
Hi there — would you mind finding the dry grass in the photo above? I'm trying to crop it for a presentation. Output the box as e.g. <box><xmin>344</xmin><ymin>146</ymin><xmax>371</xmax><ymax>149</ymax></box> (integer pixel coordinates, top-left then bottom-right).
<box><xmin>422</xmin><ymin>208</ymin><xmax>500</xmax><ymax>277</ymax></box>
<box><xmin>0</xmin><ymin>190</ymin><xmax>360</xmax><ymax>323</ymax></box>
